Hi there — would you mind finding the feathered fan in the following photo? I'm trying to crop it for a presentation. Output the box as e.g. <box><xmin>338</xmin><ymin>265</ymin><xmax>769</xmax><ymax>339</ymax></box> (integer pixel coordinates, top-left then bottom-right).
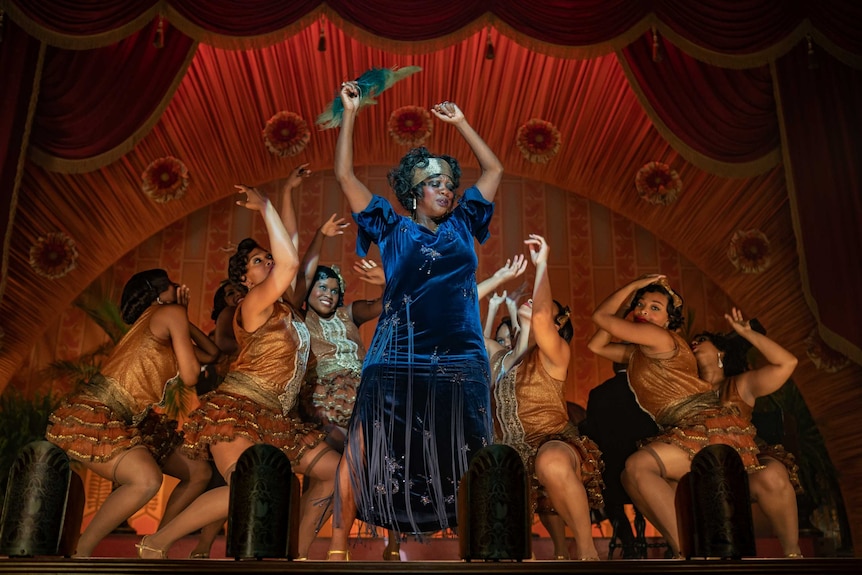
<box><xmin>316</xmin><ymin>66</ymin><xmax>422</xmax><ymax>130</ymax></box>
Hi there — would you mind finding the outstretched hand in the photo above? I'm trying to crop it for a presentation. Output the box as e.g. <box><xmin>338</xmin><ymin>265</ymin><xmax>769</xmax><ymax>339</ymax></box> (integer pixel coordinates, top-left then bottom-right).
<box><xmin>724</xmin><ymin>307</ymin><xmax>752</xmax><ymax>335</ymax></box>
<box><xmin>492</xmin><ymin>254</ymin><xmax>528</xmax><ymax>284</ymax></box>
<box><xmin>489</xmin><ymin>290</ymin><xmax>507</xmax><ymax>307</ymax></box>
<box><xmin>340</xmin><ymin>81</ymin><xmax>361</xmax><ymax>113</ymax></box>
<box><xmin>321</xmin><ymin>213</ymin><xmax>350</xmax><ymax>237</ymax></box>
<box><xmin>525</xmin><ymin>234</ymin><xmax>549</xmax><ymax>266</ymax></box>
<box><xmin>353</xmin><ymin>259</ymin><xmax>385</xmax><ymax>285</ymax></box>
<box><xmin>431</xmin><ymin>101</ymin><xmax>465</xmax><ymax>125</ymax></box>
<box><xmin>285</xmin><ymin>163</ymin><xmax>312</xmax><ymax>190</ymax></box>
<box><xmin>235</xmin><ymin>184</ymin><xmax>268</xmax><ymax>212</ymax></box>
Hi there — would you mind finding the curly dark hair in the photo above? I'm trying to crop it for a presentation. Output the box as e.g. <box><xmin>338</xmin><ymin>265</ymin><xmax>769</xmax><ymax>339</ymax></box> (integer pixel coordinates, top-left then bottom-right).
<box><xmin>692</xmin><ymin>331</ymin><xmax>749</xmax><ymax>377</ymax></box>
<box><xmin>554</xmin><ymin>300</ymin><xmax>574</xmax><ymax>343</ymax></box>
<box><xmin>306</xmin><ymin>265</ymin><xmax>345</xmax><ymax>309</ymax></box>
<box><xmin>624</xmin><ymin>284</ymin><xmax>685</xmax><ymax>331</ymax></box>
<box><xmin>693</xmin><ymin>319</ymin><xmax>766</xmax><ymax>378</ymax></box>
<box><xmin>120</xmin><ymin>269</ymin><xmax>172</xmax><ymax>324</ymax></box>
<box><xmin>211</xmin><ymin>280</ymin><xmax>246</xmax><ymax>321</ymax></box>
<box><xmin>228</xmin><ymin>238</ymin><xmax>262</xmax><ymax>288</ymax></box>
<box><xmin>387</xmin><ymin>147</ymin><xmax>461</xmax><ymax>212</ymax></box>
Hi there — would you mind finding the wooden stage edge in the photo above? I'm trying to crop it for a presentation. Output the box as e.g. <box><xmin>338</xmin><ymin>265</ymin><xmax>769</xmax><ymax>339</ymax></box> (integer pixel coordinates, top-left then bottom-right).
<box><xmin>1</xmin><ymin>557</ymin><xmax>861</xmax><ymax>575</ymax></box>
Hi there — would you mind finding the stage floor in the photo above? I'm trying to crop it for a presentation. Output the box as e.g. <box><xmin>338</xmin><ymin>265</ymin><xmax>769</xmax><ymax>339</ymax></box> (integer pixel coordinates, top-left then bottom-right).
<box><xmin>1</xmin><ymin>535</ymin><xmax>858</xmax><ymax>575</ymax></box>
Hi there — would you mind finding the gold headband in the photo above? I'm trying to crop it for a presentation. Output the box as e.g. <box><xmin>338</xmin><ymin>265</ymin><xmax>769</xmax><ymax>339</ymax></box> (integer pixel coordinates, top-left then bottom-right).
<box><xmin>410</xmin><ymin>157</ymin><xmax>454</xmax><ymax>187</ymax></box>
<box><xmin>656</xmin><ymin>277</ymin><xmax>683</xmax><ymax>309</ymax></box>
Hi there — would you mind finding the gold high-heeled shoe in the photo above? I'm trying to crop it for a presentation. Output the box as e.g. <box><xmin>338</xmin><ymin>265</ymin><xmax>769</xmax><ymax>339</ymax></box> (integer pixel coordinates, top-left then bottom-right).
<box><xmin>383</xmin><ymin>548</ymin><xmax>401</xmax><ymax>561</ymax></box>
<box><xmin>327</xmin><ymin>549</ymin><xmax>350</xmax><ymax>560</ymax></box>
<box><xmin>135</xmin><ymin>535</ymin><xmax>166</xmax><ymax>559</ymax></box>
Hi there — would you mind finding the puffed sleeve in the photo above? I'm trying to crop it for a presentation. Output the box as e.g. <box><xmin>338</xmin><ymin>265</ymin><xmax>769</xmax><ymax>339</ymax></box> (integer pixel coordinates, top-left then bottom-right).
<box><xmin>352</xmin><ymin>195</ymin><xmax>399</xmax><ymax>256</ymax></box>
<box><xmin>457</xmin><ymin>186</ymin><xmax>494</xmax><ymax>244</ymax></box>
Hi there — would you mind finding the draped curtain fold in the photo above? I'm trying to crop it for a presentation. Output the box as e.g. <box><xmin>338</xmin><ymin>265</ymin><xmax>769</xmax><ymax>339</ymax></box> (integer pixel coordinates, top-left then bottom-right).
<box><xmin>0</xmin><ymin>18</ymin><xmax>42</xmax><ymax>306</ymax></box>
<box><xmin>776</xmin><ymin>43</ymin><xmax>862</xmax><ymax>365</ymax></box>
<box><xmin>620</xmin><ymin>32</ymin><xmax>780</xmax><ymax>176</ymax></box>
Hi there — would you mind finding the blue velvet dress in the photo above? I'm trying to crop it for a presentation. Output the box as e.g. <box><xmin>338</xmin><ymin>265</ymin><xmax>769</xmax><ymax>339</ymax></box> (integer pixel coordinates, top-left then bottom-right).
<box><xmin>342</xmin><ymin>186</ymin><xmax>494</xmax><ymax>535</ymax></box>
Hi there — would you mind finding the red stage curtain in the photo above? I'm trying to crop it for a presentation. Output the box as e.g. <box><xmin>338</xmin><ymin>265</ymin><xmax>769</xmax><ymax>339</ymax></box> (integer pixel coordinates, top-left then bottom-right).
<box><xmin>621</xmin><ymin>32</ymin><xmax>779</xmax><ymax>172</ymax></box>
<box><xmin>29</xmin><ymin>19</ymin><xmax>194</xmax><ymax>169</ymax></box>
<box><xmin>5</xmin><ymin>1</ymin><xmax>858</xmax><ymax>53</ymax></box>
<box><xmin>776</xmin><ymin>42</ymin><xmax>862</xmax><ymax>363</ymax></box>
<box><xmin>0</xmin><ymin>18</ymin><xmax>42</xmax><ymax>303</ymax></box>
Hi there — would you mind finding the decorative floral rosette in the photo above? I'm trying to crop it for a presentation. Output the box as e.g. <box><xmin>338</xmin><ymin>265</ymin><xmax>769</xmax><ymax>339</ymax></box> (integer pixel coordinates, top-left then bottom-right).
<box><xmin>388</xmin><ymin>105</ymin><xmax>433</xmax><ymax>146</ymax></box>
<box><xmin>29</xmin><ymin>231</ymin><xmax>78</xmax><ymax>279</ymax></box>
<box><xmin>727</xmin><ymin>228</ymin><xmax>771</xmax><ymax>273</ymax></box>
<box><xmin>805</xmin><ymin>328</ymin><xmax>850</xmax><ymax>373</ymax></box>
<box><xmin>263</xmin><ymin>111</ymin><xmax>310</xmax><ymax>157</ymax></box>
<box><xmin>635</xmin><ymin>161</ymin><xmax>682</xmax><ymax>205</ymax></box>
<box><xmin>516</xmin><ymin>118</ymin><xmax>561</xmax><ymax>163</ymax></box>
<box><xmin>141</xmin><ymin>156</ymin><xmax>190</xmax><ymax>203</ymax></box>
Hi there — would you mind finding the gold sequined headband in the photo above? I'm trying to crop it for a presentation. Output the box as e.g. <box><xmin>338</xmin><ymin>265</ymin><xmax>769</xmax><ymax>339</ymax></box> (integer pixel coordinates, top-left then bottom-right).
<box><xmin>410</xmin><ymin>157</ymin><xmax>454</xmax><ymax>187</ymax></box>
<box><xmin>656</xmin><ymin>277</ymin><xmax>683</xmax><ymax>309</ymax></box>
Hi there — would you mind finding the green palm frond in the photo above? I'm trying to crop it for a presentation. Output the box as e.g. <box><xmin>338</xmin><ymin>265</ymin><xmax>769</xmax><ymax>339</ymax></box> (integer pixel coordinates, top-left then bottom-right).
<box><xmin>160</xmin><ymin>374</ymin><xmax>194</xmax><ymax>420</ymax></box>
<box><xmin>74</xmin><ymin>289</ymin><xmax>128</xmax><ymax>345</ymax></box>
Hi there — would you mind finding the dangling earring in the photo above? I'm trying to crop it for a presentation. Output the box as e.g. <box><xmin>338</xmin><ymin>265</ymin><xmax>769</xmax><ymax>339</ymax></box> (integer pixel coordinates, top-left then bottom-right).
<box><xmin>717</xmin><ymin>353</ymin><xmax>724</xmax><ymax>369</ymax></box>
<box><xmin>412</xmin><ymin>196</ymin><xmax>417</xmax><ymax>211</ymax></box>
<box><xmin>157</xmin><ymin>296</ymin><xmax>164</xmax><ymax>305</ymax></box>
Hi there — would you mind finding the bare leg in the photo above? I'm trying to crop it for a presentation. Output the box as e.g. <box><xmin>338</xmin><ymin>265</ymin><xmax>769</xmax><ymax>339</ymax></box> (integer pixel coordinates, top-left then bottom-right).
<box><xmin>139</xmin><ymin>438</ymin><xmax>253</xmax><ymax>557</ymax></box>
<box><xmin>75</xmin><ymin>447</ymin><xmax>163</xmax><ymax>557</ymax></box>
<box><xmin>538</xmin><ymin>512</ymin><xmax>570</xmax><ymax>559</ymax></box>
<box><xmin>620</xmin><ymin>442</ymin><xmax>691</xmax><ymax>557</ymax></box>
<box><xmin>748</xmin><ymin>458</ymin><xmax>801</xmax><ymax>557</ymax></box>
<box><xmin>328</xmin><ymin>449</ymin><xmax>357</xmax><ymax>560</ymax></box>
<box><xmin>535</xmin><ymin>442</ymin><xmax>598</xmax><ymax>560</ymax></box>
<box><xmin>382</xmin><ymin>529</ymin><xmax>401</xmax><ymax>560</ymax></box>
<box><xmin>158</xmin><ymin>449</ymin><xmax>212</xmax><ymax>526</ymax></box>
<box><xmin>293</xmin><ymin>442</ymin><xmax>340</xmax><ymax>559</ymax></box>
<box><xmin>188</xmin><ymin>519</ymin><xmax>225</xmax><ymax>558</ymax></box>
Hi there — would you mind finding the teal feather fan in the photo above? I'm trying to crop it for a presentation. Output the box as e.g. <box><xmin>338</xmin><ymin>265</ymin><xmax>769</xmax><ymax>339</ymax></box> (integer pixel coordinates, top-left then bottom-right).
<box><xmin>316</xmin><ymin>65</ymin><xmax>422</xmax><ymax>130</ymax></box>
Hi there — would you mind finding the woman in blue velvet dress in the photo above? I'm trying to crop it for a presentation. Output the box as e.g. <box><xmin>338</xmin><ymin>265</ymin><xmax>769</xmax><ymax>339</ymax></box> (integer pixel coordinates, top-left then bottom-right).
<box><xmin>327</xmin><ymin>81</ymin><xmax>503</xmax><ymax>559</ymax></box>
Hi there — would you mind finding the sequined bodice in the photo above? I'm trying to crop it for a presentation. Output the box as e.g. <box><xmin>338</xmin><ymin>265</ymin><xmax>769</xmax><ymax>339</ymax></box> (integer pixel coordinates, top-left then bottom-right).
<box><xmin>100</xmin><ymin>306</ymin><xmax>177</xmax><ymax>411</ymax></box>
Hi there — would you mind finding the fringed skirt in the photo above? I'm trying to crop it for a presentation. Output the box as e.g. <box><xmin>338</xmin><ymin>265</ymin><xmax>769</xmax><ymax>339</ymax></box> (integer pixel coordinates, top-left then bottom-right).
<box><xmin>298</xmin><ymin>368</ymin><xmax>360</xmax><ymax>432</ymax></box>
<box><xmin>182</xmin><ymin>376</ymin><xmax>325</xmax><ymax>467</ymax></box>
<box><xmin>339</xmin><ymin>358</ymin><xmax>493</xmax><ymax>535</ymax></box>
<box><xmin>648</xmin><ymin>396</ymin><xmax>763</xmax><ymax>473</ymax></box>
<box><xmin>757</xmin><ymin>441</ymin><xmax>804</xmax><ymax>494</ymax></box>
<box><xmin>514</xmin><ymin>424</ymin><xmax>605</xmax><ymax>514</ymax></box>
<box><xmin>46</xmin><ymin>382</ymin><xmax>181</xmax><ymax>467</ymax></box>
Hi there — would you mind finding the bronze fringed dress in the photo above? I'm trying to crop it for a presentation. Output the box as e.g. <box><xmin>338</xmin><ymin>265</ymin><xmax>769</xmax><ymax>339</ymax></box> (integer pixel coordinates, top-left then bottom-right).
<box><xmin>182</xmin><ymin>301</ymin><xmax>326</xmax><ymax>466</ymax></box>
<box><xmin>628</xmin><ymin>330</ymin><xmax>762</xmax><ymax>472</ymax></box>
<box><xmin>298</xmin><ymin>307</ymin><xmax>364</xmax><ymax>435</ymax></box>
<box><xmin>491</xmin><ymin>347</ymin><xmax>605</xmax><ymax>512</ymax></box>
<box><xmin>46</xmin><ymin>306</ymin><xmax>183</xmax><ymax>466</ymax></box>
<box><xmin>719</xmin><ymin>376</ymin><xmax>803</xmax><ymax>493</ymax></box>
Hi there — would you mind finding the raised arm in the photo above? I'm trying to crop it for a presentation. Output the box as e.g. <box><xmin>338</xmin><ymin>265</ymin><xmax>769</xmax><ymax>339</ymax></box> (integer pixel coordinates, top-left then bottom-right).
<box><xmin>348</xmin><ymin>259</ymin><xmax>384</xmax><ymax>326</ymax></box>
<box><xmin>483</xmin><ymin>291</ymin><xmax>506</xmax><ymax>340</ymax></box>
<box><xmin>587</xmin><ymin>327</ymin><xmax>632</xmax><ymax>364</ymax></box>
<box><xmin>592</xmin><ymin>274</ymin><xmax>674</xmax><ymax>354</ymax></box>
<box><xmin>335</xmin><ymin>82</ymin><xmax>374</xmax><ymax>212</ymax></box>
<box><xmin>726</xmin><ymin>308</ymin><xmax>798</xmax><ymax>404</ymax></box>
<box><xmin>525</xmin><ymin>235</ymin><xmax>569</xmax><ymax>378</ymax></box>
<box><xmin>173</xmin><ymin>283</ymin><xmax>221</xmax><ymax>365</ymax></box>
<box><xmin>477</xmin><ymin>254</ymin><xmax>527</xmax><ymax>300</ymax></box>
<box><xmin>292</xmin><ymin>213</ymin><xmax>351</xmax><ymax>308</ymax></box>
<box><xmin>234</xmin><ymin>185</ymin><xmax>300</xmax><ymax>331</ymax></box>
<box><xmin>431</xmin><ymin>101</ymin><xmax>503</xmax><ymax>202</ymax></box>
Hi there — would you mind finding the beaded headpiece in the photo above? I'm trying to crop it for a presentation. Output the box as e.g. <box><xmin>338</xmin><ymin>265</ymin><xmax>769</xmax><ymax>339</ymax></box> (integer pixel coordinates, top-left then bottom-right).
<box><xmin>410</xmin><ymin>157</ymin><xmax>454</xmax><ymax>187</ymax></box>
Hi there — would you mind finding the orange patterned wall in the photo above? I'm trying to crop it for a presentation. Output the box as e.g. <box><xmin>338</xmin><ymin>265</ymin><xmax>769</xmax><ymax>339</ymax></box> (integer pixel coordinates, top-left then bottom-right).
<box><xmin>23</xmin><ymin>169</ymin><xmax>733</xmax><ymax>404</ymax></box>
